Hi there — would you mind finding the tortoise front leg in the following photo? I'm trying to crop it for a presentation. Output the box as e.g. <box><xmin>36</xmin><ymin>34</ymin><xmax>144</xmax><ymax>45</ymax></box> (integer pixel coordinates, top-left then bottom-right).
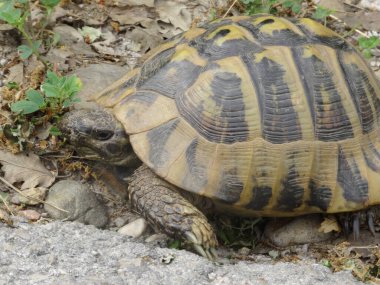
<box><xmin>129</xmin><ymin>165</ymin><xmax>218</xmax><ymax>259</ymax></box>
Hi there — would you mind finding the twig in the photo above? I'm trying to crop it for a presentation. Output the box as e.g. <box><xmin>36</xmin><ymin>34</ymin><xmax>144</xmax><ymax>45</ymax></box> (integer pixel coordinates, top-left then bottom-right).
<box><xmin>327</xmin><ymin>13</ymin><xmax>368</xmax><ymax>37</ymax></box>
<box><xmin>223</xmin><ymin>0</ymin><xmax>239</xmax><ymax>18</ymax></box>
<box><xmin>0</xmin><ymin>193</ymin><xmax>14</xmax><ymax>216</ymax></box>
<box><xmin>0</xmin><ymin>177</ymin><xmax>68</xmax><ymax>213</ymax></box>
<box><xmin>310</xmin><ymin>3</ymin><xmax>369</xmax><ymax>38</ymax></box>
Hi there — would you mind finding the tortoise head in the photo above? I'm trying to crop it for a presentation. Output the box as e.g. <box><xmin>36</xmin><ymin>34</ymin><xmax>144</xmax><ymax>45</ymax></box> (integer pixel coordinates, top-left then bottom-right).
<box><xmin>59</xmin><ymin>108</ymin><xmax>139</xmax><ymax>166</ymax></box>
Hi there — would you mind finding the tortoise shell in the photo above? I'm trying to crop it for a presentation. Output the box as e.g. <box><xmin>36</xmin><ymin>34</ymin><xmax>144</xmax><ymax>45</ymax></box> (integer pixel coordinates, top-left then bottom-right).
<box><xmin>93</xmin><ymin>15</ymin><xmax>380</xmax><ymax>217</ymax></box>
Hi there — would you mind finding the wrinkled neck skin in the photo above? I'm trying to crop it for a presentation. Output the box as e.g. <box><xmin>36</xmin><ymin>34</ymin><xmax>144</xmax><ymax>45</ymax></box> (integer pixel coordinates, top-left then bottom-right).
<box><xmin>59</xmin><ymin>108</ymin><xmax>141</xmax><ymax>169</ymax></box>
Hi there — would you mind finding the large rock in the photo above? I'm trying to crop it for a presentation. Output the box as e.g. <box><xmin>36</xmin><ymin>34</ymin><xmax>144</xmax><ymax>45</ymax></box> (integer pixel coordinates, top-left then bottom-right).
<box><xmin>0</xmin><ymin>221</ymin><xmax>364</xmax><ymax>285</ymax></box>
<box><xmin>44</xmin><ymin>180</ymin><xmax>108</xmax><ymax>228</ymax></box>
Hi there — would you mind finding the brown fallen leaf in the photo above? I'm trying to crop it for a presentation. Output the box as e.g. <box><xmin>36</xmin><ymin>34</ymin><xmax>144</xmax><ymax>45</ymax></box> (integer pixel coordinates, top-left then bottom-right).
<box><xmin>0</xmin><ymin>150</ymin><xmax>55</xmax><ymax>190</ymax></box>
<box><xmin>319</xmin><ymin>215</ymin><xmax>341</xmax><ymax>233</ymax></box>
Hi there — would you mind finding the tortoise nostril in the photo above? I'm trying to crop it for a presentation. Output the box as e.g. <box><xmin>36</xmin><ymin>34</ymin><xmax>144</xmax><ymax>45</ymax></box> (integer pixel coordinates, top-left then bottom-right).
<box><xmin>106</xmin><ymin>143</ymin><xmax>122</xmax><ymax>155</ymax></box>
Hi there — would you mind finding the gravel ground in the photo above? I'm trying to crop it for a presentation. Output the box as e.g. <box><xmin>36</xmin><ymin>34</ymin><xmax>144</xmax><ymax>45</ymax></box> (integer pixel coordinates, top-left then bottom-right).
<box><xmin>0</xmin><ymin>221</ymin><xmax>364</xmax><ymax>285</ymax></box>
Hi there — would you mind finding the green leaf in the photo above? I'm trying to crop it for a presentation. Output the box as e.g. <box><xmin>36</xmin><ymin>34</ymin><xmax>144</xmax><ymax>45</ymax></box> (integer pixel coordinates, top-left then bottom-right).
<box><xmin>312</xmin><ymin>6</ymin><xmax>332</xmax><ymax>20</ymax></box>
<box><xmin>45</xmin><ymin>70</ymin><xmax>60</xmax><ymax>85</ymax></box>
<box><xmin>168</xmin><ymin>240</ymin><xmax>181</xmax><ymax>249</ymax></box>
<box><xmin>40</xmin><ymin>0</ymin><xmax>60</xmax><ymax>8</ymax></box>
<box><xmin>6</xmin><ymin>81</ymin><xmax>19</xmax><ymax>90</ymax></box>
<box><xmin>0</xmin><ymin>2</ymin><xmax>22</xmax><ymax>26</ymax></box>
<box><xmin>10</xmin><ymin>100</ymin><xmax>40</xmax><ymax>115</ymax></box>
<box><xmin>52</xmin><ymin>33</ymin><xmax>61</xmax><ymax>46</ymax></box>
<box><xmin>26</xmin><ymin>90</ymin><xmax>45</xmax><ymax>107</ymax></box>
<box><xmin>49</xmin><ymin>126</ymin><xmax>62</xmax><ymax>136</ymax></box>
<box><xmin>17</xmin><ymin>45</ymin><xmax>33</xmax><ymax>59</ymax></box>
<box><xmin>363</xmin><ymin>49</ymin><xmax>373</xmax><ymax>59</ymax></box>
<box><xmin>41</xmin><ymin>83</ymin><xmax>61</xmax><ymax>98</ymax></box>
<box><xmin>291</xmin><ymin>3</ymin><xmax>301</xmax><ymax>13</ymax></box>
<box><xmin>358</xmin><ymin>36</ymin><xmax>380</xmax><ymax>49</ymax></box>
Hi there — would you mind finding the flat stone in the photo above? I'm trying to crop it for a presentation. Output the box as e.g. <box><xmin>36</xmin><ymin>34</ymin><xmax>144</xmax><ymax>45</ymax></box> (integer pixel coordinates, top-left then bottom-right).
<box><xmin>44</xmin><ymin>179</ymin><xmax>108</xmax><ymax>228</ymax></box>
<box><xmin>72</xmin><ymin>63</ymin><xmax>129</xmax><ymax>109</ymax></box>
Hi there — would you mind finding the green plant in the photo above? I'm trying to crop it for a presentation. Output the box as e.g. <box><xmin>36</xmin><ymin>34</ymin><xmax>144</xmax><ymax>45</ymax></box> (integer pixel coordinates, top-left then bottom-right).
<box><xmin>281</xmin><ymin>0</ymin><xmax>303</xmax><ymax>14</ymax></box>
<box><xmin>0</xmin><ymin>0</ymin><xmax>60</xmax><ymax>60</ymax></box>
<box><xmin>358</xmin><ymin>36</ymin><xmax>380</xmax><ymax>59</ymax></box>
<box><xmin>241</xmin><ymin>0</ymin><xmax>278</xmax><ymax>15</ymax></box>
<box><xmin>241</xmin><ymin>0</ymin><xmax>305</xmax><ymax>16</ymax></box>
<box><xmin>312</xmin><ymin>5</ymin><xmax>332</xmax><ymax>25</ymax></box>
<box><xmin>11</xmin><ymin>71</ymin><xmax>82</xmax><ymax>116</ymax></box>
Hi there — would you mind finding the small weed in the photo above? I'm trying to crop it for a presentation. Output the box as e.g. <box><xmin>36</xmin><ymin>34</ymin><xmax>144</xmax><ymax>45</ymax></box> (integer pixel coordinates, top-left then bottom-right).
<box><xmin>0</xmin><ymin>0</ymin><xmax>60</xmax><ymax>61</ymax></box>
<box><xmin>240</xmin><ymin>0</ymin><xmax>278</xmax><ymax>15</ymax></box>
<box><xmin>312</xmin><ymin>5</ymin><xmax>332</xmax><ymax>25</ymax></box>
<box><xmin>281</xmin><ymin>0</ymin><xmax>303</xmax><ymax>14</ymax></box>
<box><xmin>240</xmin><ymin>0</ymin><xmax>306</xmax><ymax>16</ymax></box>
<box><xmin>216</xmin><ymin>216</ymin><xmax>263</xmax><ymax>249</ymax></box>
<box><xmin>358</xmin><ymin>36</ymin><xmax>380</xmax><ymax>59</ymax></box>
<box><xmin>5</xmin><ymin>71</ymin><xmax>81</xmax><ymax>149</ymax></box>
<box><xmin>11</xmin><ymin>70</ymin><xmax>81</xmax><ymax>116</ymax></box>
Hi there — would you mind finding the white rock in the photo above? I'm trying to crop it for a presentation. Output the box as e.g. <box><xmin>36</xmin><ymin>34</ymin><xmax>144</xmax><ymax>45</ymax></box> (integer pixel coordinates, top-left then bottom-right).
<box><xmin>118</xmin><ymin>218</ymin><xmax>148</xmax><ymax>238</ymax></box>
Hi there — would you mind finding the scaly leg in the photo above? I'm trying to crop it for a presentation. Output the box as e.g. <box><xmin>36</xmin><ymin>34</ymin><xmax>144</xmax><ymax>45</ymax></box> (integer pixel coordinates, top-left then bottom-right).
<box><xmin>128</xmin><ymin>165</ymin><xmax>218</xmax><ymax>259</ymax></box>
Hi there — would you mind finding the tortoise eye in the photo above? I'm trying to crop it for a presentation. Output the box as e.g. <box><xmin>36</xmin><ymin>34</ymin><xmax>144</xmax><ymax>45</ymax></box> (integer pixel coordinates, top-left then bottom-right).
<box><xmin>94</xmin><ymin>130</ymin><xmax>113</xmax><ymax>141</ymax></box>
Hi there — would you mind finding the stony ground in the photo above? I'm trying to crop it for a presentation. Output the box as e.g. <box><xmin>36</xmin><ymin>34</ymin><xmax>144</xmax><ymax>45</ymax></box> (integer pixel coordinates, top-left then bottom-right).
<box><xmin>0</xmin><ymin>221</ymin><xmax>364</xmax><ymax>285</ymax></box>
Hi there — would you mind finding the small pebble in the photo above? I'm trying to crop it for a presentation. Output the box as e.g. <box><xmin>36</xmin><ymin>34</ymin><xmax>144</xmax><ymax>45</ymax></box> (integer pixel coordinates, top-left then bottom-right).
<box><xmin>0</xmin><ymin>58</ymin><xmax>7</xmax><ymax>66</ymax></box>
<box><xmin>20</xmin><ymin>210</ymin><xmax>41</xmax><ymax>221</ymax></box>
<box><xmin>118</xmin><ymin>218</ymin><xmax>148</xmax><ymax>238</ymax></box>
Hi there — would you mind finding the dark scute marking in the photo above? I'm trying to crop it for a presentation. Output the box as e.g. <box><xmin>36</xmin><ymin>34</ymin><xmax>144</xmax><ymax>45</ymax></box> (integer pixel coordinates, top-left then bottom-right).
<box><xmin>190</xmin><ymin>21</ymin><xmax>263</xmax><ymax>61</ymax></box>
<box><xmin>291</xmin><ymin>47</ymin><xmax>316</xmax><ymax>129</ymax></box>
<box><xmin>308</xmin><ymin>180</ymin><xmax>332</xmax><ymax>212</ymax></box>
<box><xmin>255</xmin><ymin>56</ymin><xmax>303</xmax><ymax>143</ymax></box>
<box><xmin>183</xmin><ymin>139</ymin><xmax>208</xmax><ymax>192</ymax></box>
<box><xmin>189</xmin><ymin>37</ymin><xmax>263</xmax><ymax>61</ymax></box>
<box><xmin>276</xmin><ymin>166</ymin><xmax>304</xmax><ymax>211</ymax></box>
<box><xmin>245</xmin><ymin>186</ymin><xmax>272</xmax><ymax>210</ymax></box>
<box><xmin>147</xmin><ymin>118</ymin><xmax>179</xmax><ymax>167</ymax></box>
<box><xmin>295</xmin><ymin>51</ymin><xmax>354</xmax><ymax>141</ymax></box>
<box><xmin>177</xmin><ymin>71</ymin><xmax>249</xmax><ymax>144</ymax></box>
<box><xmin>337</xmin><ymin>51</ymin><xmax>380</xmax><ymax>134</ymax></box>
<box><xmin>295</xmin><ymin>24</ymin><xmax>351</xmax><ymax>51</ymax></box>
<box><xmin>241</xmin><ymin>54</ymin><xmax>265</xmax><ymax>130</ymax></box>
<box><xmin>237</xmin><ymin>20</ymin><xmax>307</xmax><ymax>46</ymax></box>
<box><xmin>337</xmin><ymin>147</ymin><xmax>369</xmax><ymax>203</ymax></box>
<box><xmin>137</xmin><ymin>47</ymin><xmax>176</xmax><ymax>87</ymax></box>
<box><xmin>257</xmin><ymin>18</ymin><xmax>275</xmax><ymax>27</ymax></box>
<box><xmin>363</xmin><ymin>142</ymin><xmax>380</xmax><ymax>171</ymax></box>
<box><xmin>140</xmin><ymin>60</ymin><xmax>203</xmax><ymax>99</ymax></box>
<box><xmin>214</xmin><ymin>29</ymin><xmax>230</xmax><ymax>38</ymax></box>
<box><xmin>216</xmin><ymin>169</ymin><xmax>244</xmax><ymax>204</ymax></box>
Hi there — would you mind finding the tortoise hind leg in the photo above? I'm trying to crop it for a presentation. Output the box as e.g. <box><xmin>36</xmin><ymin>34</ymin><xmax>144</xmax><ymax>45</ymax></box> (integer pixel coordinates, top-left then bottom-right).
<box><xmin>128</xmin><ymin>165</ymin><xmax>218</xmax><ymax>259</ymax></box>
<box><xmin>338</xmin><ymin>208</ymin><xmax>377</xmax><ymax>239</ymax></box>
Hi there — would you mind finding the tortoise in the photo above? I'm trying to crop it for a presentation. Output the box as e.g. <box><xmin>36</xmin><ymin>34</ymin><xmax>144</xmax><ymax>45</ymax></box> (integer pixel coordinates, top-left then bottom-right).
<box><xmin>60</xmin><ymin>15</ymin><xmax>380</xmax><ymax>259</ymax></box>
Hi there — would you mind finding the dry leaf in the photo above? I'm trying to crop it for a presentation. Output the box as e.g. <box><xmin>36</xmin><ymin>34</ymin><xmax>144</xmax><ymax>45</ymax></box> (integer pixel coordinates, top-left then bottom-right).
<box><xmin>318</xmin><ymin>216</ymin><xmax>341</xmax><ymax>233</ymax></box>
<box><xmin>0</xmin><ymin>150</ymin><xmax>55</xmax><ymax>189</ymax></box>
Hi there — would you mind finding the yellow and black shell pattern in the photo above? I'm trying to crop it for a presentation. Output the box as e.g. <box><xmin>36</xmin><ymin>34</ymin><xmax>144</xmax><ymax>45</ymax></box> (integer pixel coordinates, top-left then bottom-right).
<box><xmin>94</xmin><ymin>15</ymin><xmax>380</xmax><ymax>217</ymax></box>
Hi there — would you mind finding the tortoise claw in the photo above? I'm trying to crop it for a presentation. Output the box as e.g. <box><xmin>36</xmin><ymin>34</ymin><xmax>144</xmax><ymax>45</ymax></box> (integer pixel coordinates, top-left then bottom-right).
<box><xmin>186</xmin><ymin>232</ymin><xmax>218</xmax><ymax>260</ymax></box>
<box><xmin>352</xmin><ymin>213</ymin><xmax>360</xmax><ymax>240</ymax></box>
<box><xmin>367</xmin><ymin>210</ymin><xmax>376</xmax><ymax>236</ymax></box>
<box><xmin>338</xmin><ymin>208</ymin><xmax>378</xmax><ymax>239</ymax></box>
